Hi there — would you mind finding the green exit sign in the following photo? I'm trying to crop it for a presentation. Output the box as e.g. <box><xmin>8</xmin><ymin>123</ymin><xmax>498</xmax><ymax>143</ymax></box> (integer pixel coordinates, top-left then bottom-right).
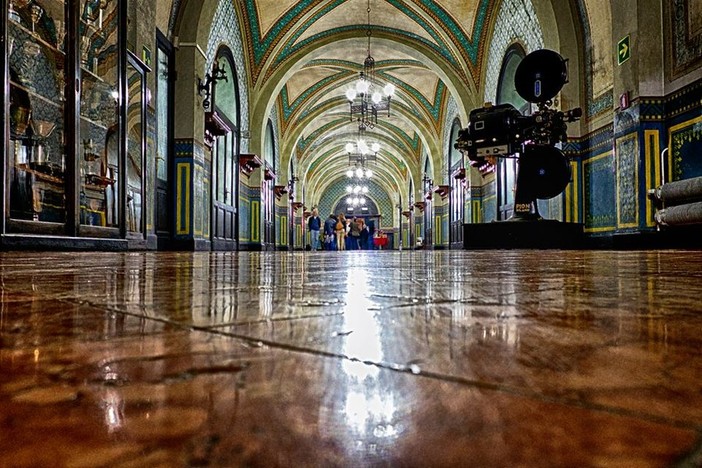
<box><xmin>618</xmin><ymin>35</ymin><xmax>630</xmax><ymax>65</ymax></box>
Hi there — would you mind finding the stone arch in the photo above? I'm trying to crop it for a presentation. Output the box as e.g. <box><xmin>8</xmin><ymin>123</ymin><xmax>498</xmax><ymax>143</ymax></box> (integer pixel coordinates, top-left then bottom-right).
<box><xmin>251</xmin><ymin>33</ymin><xmax>481</xmax><ymax>173</ymax></box>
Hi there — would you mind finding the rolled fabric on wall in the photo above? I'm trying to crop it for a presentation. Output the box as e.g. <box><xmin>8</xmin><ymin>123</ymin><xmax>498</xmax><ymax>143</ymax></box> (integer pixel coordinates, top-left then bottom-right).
<box><xmin>655</xmin><ymin>202</ymin><xmax>702</xmax><ymax>226</ymax></box>
<box><xmin>650</xmin><ymin>176</ymin><xmax>702</xmax><ymax>206</ymax></box>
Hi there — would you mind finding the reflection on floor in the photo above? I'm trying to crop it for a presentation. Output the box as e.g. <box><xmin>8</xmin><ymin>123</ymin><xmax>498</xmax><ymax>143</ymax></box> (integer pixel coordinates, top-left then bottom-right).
<box><xmin>1</xmin><ymin>250</ymin><xmax>702</xmax><ymax>466</ymax></box>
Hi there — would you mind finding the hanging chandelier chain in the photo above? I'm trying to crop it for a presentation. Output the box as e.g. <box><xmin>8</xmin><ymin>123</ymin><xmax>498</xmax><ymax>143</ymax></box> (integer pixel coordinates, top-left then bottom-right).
<box><xmin>345</xmin><ymin>0</ymin><xmax>393</xmax><ymax>131</ymax></box>
<box><xmin>366</xmin><ymin>0</ymin><xmax>372</xmax><ymax>56</ymax></box>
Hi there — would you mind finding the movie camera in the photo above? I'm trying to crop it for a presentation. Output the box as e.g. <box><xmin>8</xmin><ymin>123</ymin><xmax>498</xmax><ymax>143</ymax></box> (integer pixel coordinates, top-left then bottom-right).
<box><xmin>454</xmin><ymin>49</ymin><xmax>582</xmax><ymax>219</ymax></box>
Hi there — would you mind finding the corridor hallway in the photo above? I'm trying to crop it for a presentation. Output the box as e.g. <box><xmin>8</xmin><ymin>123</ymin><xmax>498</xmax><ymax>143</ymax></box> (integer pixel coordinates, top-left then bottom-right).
<box><xmin>1</xmin><ymin>250</ymin><xmax>701</xmax><ymax>466</ymax></box>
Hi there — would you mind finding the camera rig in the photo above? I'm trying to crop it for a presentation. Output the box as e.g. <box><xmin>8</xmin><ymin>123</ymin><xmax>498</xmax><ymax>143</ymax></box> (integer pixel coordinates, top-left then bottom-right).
<box><xmin>454</xmin><ymin>49</ymin><xmax>582</xmax><ymax>220</ymax></box>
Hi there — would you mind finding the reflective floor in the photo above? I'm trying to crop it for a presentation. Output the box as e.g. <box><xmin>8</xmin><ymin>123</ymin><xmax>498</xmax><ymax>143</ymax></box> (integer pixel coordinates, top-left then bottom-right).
<box><xmin>1</xmin><ymin>250</ymin><xmax>702</xmax><ymax>467</ymax></box>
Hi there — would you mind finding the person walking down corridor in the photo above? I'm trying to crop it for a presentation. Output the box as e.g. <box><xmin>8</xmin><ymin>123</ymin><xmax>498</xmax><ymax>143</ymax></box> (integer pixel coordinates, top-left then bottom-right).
<box><xmin>323</xmin><ymin>214</ymin><xmax>336</xmax><ymax>250</ymax></box>
<box><xmin>335</xmin><ymin>213</ymin><xmax>346</xmax><ymax>251</ymax></box>
<box><xmin>349</xmin><ymin>217</ymin><xmax>361</xmax><ymax>250</ymax></box>
<box><xmin>359</xmin><ymin>218</ymin><xmax>369</xmax><ymax>250</ymax></box>
<box><xmin>308</xmin><ymin>208</ymin><xmax>321</xmax><ymax>251</ymax></box>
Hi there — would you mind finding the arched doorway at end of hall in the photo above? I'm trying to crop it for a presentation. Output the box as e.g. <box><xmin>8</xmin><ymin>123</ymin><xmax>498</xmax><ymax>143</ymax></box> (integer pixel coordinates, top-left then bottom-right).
<box><xmin>332</xmin><ymin>196</ymin><xmax>380</xmax><ymax>250</ymax></box>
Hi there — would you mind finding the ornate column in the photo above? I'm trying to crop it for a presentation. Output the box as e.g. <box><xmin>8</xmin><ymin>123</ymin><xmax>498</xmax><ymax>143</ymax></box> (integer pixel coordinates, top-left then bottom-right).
<box><xmin>172</xmin><ymin>42</ymin><xmax>209</xmax><ymax>250</ymax></box>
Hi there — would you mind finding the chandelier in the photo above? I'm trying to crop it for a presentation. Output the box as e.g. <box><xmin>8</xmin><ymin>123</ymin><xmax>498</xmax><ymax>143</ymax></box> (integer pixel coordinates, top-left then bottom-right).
<box><xmin>346</xmin><ymin>195</ymin><xmax>368</xmax><ymax>209</ymax></box>
<box><xmin>347</xmin><ymin>166</ymin><xmax>373</xmax><ymax>179</ymax></box>
<box><xmin>345</xmin><ymin>136</ymin><xmax>379</xmax><ymax>167</ymax></box>
<box><xmin>345</xmin><ymin>0</ymin><xmax>395</xmax><ymax>130</ymax></box>
<box><xmin>346</xmin><ymin>184</ymin><xmax>369</xmax><ymax>195</ymax></box>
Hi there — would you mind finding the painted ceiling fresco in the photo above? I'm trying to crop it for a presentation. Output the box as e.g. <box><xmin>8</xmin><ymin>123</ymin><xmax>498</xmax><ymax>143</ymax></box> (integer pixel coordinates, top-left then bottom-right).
<box><xmin>227</xmin><ymin>0</ymin><xmax>496</xmax><ymax>206</ymax></box>
<box><xmin>164</xmin><ymin>0</ymin><xmax>617</xmax><ymax>211</ymax></box>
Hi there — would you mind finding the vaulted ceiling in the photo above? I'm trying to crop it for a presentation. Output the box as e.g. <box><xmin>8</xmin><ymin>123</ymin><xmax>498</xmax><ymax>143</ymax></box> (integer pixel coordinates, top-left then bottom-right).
<box><xmin>233</xmin><ymin>0</ymin><xmax>495</xmax><ymax>207</ymax></box>
<box><xmin>166</xmin><ymin>0</ymin><xmax>593</xmax><ymax>214</ymax></box>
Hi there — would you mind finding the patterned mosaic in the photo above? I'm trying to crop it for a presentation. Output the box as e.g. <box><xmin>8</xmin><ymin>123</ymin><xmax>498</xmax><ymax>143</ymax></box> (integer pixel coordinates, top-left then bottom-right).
<box><xmin>273</xmin><ymin>24</ymin><xmax>458</xmax><ymax>85</ymax></box>
<box><xmin>233</xmin><ymin>0</ymin><xmax>497</xmax><ymax>88</ymax></box>
<box><xmin>615</xmin><ymin>133</ymin><xmax>639</xmax><ymax>228</ymax></box>
<box><xmin>573</xmin><ymin>0</ymin><xmax>613</xmax><ymax>117</ymax></box>
<box><xmin>318</xmin><ymin>178</ymin><xmax>394</xmax><ymax>228</ymax></box>
<box><xmin>639</xmin><ymin>99</ymin><xmax>666</xmax><ymax>122</ymax></box>
<box><xmin>671</xmin><ymin>0</ymin><xmax>702</xmax><ymax>78</ymax></box>
<box><xmin>279</xmin><ymin>66</ymin><xmax>446</xmax><ymax>137</ymax></box>
<box><xmin>279</xmin><ymin>71</ymin><xmax>347</xmax><ymax>121</ymax></box>
<box><xmin>664</xmin><ymin>81</ymin><xmax>702</xmax><ymax>120</ymax></box>
<box><xmin>670</xmin><ymin>119</ymin><xmax>702</xmax><ymax>180</ymax></box>
<box><xmin>483</xmin><ymin>0</ymin><xmax>543</xmax><ymax>104</ymax></box>
<box><xmin>206</xmin><ymin>0</ymin><xmax>251</xmax><ymax>153</ymax></box>
<box><xmin>577</xmin><ymin>124</ymin><xmax>615</xmax><ymax>157</ymax></box>
<box><xmin>584</xmin><ymin>152</ymin><xmax>616</xmax><ymax>232</ymax></box>
<box><xmin>614</xmin><ymin>105</ymin><xmax>641</xmax><ymax>136</ymax></box>
<box><xmin>441</xmin><ymin>95</ymin><xmax>460</xmax><ymax>185</ymax></box>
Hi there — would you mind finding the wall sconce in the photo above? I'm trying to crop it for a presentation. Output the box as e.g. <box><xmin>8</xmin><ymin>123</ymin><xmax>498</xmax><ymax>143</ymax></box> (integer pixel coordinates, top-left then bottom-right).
<box><xmin>197</xmin><ymin>61</ymin><xmax>227</xmax><ymax>109</ymax></box>
<box><xmin>287</xmin><ymin>175</ymin><xmax>298</xmax><ymax>194</ymax></box>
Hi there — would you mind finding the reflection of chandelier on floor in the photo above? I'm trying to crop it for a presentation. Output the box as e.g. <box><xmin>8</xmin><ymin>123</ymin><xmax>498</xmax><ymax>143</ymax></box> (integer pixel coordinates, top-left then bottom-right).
<box><xmin>345</xmin><ymin>0</ymin><xmax>395</xmax><ymax>130</ymax></box>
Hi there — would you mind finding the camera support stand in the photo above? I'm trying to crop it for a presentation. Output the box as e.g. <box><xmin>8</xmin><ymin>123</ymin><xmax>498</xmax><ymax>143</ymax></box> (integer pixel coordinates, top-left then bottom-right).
<box><xmin>512</xmin><ymin>167</ymin><xmax>542</xmax><ymax>221</ymax></box>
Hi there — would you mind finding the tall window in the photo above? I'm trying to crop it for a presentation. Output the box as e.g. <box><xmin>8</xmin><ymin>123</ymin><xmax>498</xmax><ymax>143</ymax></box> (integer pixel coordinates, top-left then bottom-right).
<box><xmin>496</xmin><ymin>44</ymin><xmax>528</xmax><ymax>220</ymax></box>
<box><xmin>263</xmin><ymin>120</ymin><xmax>276</xmax><ymax>247</ymax></box>
<box><xmin>448</xmin><ymin>119</ymin><xmax>464</xmax><ymax>246</ymax></box>
<box><xmin>155</xmin><ymin>32</ymin><xmax>173</xmax><ymax>240</ymax></box>
<box><xmin>211</xmin><ymin>49</ymin><xmax>239</xmax><ymax>248</ymax></box>
<box><xmin>423</xmin><ymin>156</ymin><xmax>433</xmax><ymax>247</ymax></box>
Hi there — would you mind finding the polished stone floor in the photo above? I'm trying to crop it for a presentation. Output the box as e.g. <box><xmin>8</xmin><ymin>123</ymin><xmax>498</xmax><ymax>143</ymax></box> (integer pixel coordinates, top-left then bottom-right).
<box><xmin>1</xmin><ymin>250</ymin><xmax>702</xmax><ymax>467</ymax></box>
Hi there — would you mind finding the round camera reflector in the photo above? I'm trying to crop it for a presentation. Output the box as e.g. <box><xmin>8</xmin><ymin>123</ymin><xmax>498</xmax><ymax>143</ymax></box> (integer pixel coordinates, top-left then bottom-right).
<box><xmin>514</xmin><ymin>49</ymin><xmax>568</xmax><ymax>103</ymax></box>
<box><xmin>519</xmin><ymin>145</ymin><xmax>571</xmax><ymax>199</ymax></box>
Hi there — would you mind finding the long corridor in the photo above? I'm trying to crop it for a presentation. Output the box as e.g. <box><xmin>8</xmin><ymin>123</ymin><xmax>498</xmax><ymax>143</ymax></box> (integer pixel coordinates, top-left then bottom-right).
<box><xmin>1</xmin><ymin>250</ymin><xmax>701</xmax><ymax>466</ymax></box>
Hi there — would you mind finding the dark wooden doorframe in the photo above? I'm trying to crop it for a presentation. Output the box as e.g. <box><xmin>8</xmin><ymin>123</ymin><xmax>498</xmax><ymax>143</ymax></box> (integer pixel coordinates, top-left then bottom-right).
<box><xmin>155</xmin><ymin>31</ymin><xmax>174</xmax><ymax>247</ymax></box>
<box><xmin>210</xmin><ymin>119</ymin><xmax>238</xmax><ymax>251</ymax></box>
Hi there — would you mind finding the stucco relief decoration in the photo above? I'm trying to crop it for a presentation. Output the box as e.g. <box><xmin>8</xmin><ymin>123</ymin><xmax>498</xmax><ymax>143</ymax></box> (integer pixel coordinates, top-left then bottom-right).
<box><xmin>616</xmin><ymin>134</ymin><xmax>638</xmax><ymax>227</ymax></box>
<box><xmin>482</xmin><ymin>0</ymin><xmax>543</xmax><ymax>104</ymax></box>
<box><xmin>583</xmin><ymin>0</ymin><xmax>613</xmax><ymax>99</ymax></box>
<box><xmin>671</xmin><ymin>0</ymin><xmax>702</xmax><ymax>77</ymax></box>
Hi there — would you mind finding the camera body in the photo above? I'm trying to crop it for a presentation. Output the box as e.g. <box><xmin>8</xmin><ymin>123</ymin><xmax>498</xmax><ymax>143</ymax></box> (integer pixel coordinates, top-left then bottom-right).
<box><xmin>454</xmin><ymin>49</ymin><xmax>582</xmax><ymax>220</ymax></box>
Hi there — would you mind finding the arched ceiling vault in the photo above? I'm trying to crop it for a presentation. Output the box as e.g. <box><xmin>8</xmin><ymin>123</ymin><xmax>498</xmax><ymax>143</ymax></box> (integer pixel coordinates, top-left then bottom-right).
<box><xmin>221</xmin><ymin>0</ymin><xmax>498</xmax><ymax>207</ymax></box>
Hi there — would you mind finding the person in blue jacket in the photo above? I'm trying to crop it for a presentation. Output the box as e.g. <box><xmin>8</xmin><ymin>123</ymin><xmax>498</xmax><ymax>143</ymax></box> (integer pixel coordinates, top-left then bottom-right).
<box><xmin>323</xmin><ymin>214</ymin><xmax>337</xmax><ymax>250</ymax></box>
<box><xmin>308</xmin><ymin>208</ymin><xmax>321</xmax><ymax>251</ymax></box>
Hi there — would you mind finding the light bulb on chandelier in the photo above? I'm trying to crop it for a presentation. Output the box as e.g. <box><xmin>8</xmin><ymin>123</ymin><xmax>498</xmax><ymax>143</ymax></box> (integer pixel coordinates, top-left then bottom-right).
<box><xmin>346</xmin><ymin>136</ymin><xmax>379</xmax><ymax>167</ymax></box>
<box><xmin>344</xmin><ymin>0</ymin><xmax>395</xmax><ymax>130</ymax></box>
<box><xmin>346</xmin><ymin>183</ymin><xmax>369</xmax><ymax>195</ymax></box>
<box><xmin>345</xmin><ymin>197</ymin><xmax>364</xmax><ymax>207</ymax></box>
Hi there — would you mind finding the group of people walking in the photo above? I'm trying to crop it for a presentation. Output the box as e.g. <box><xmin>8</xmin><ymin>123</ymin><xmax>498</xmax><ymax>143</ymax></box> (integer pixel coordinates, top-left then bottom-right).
<box><xmin>307</xmin><ymin>208</ymin><xmax>374</xmax><ymax>251</ymax></box>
